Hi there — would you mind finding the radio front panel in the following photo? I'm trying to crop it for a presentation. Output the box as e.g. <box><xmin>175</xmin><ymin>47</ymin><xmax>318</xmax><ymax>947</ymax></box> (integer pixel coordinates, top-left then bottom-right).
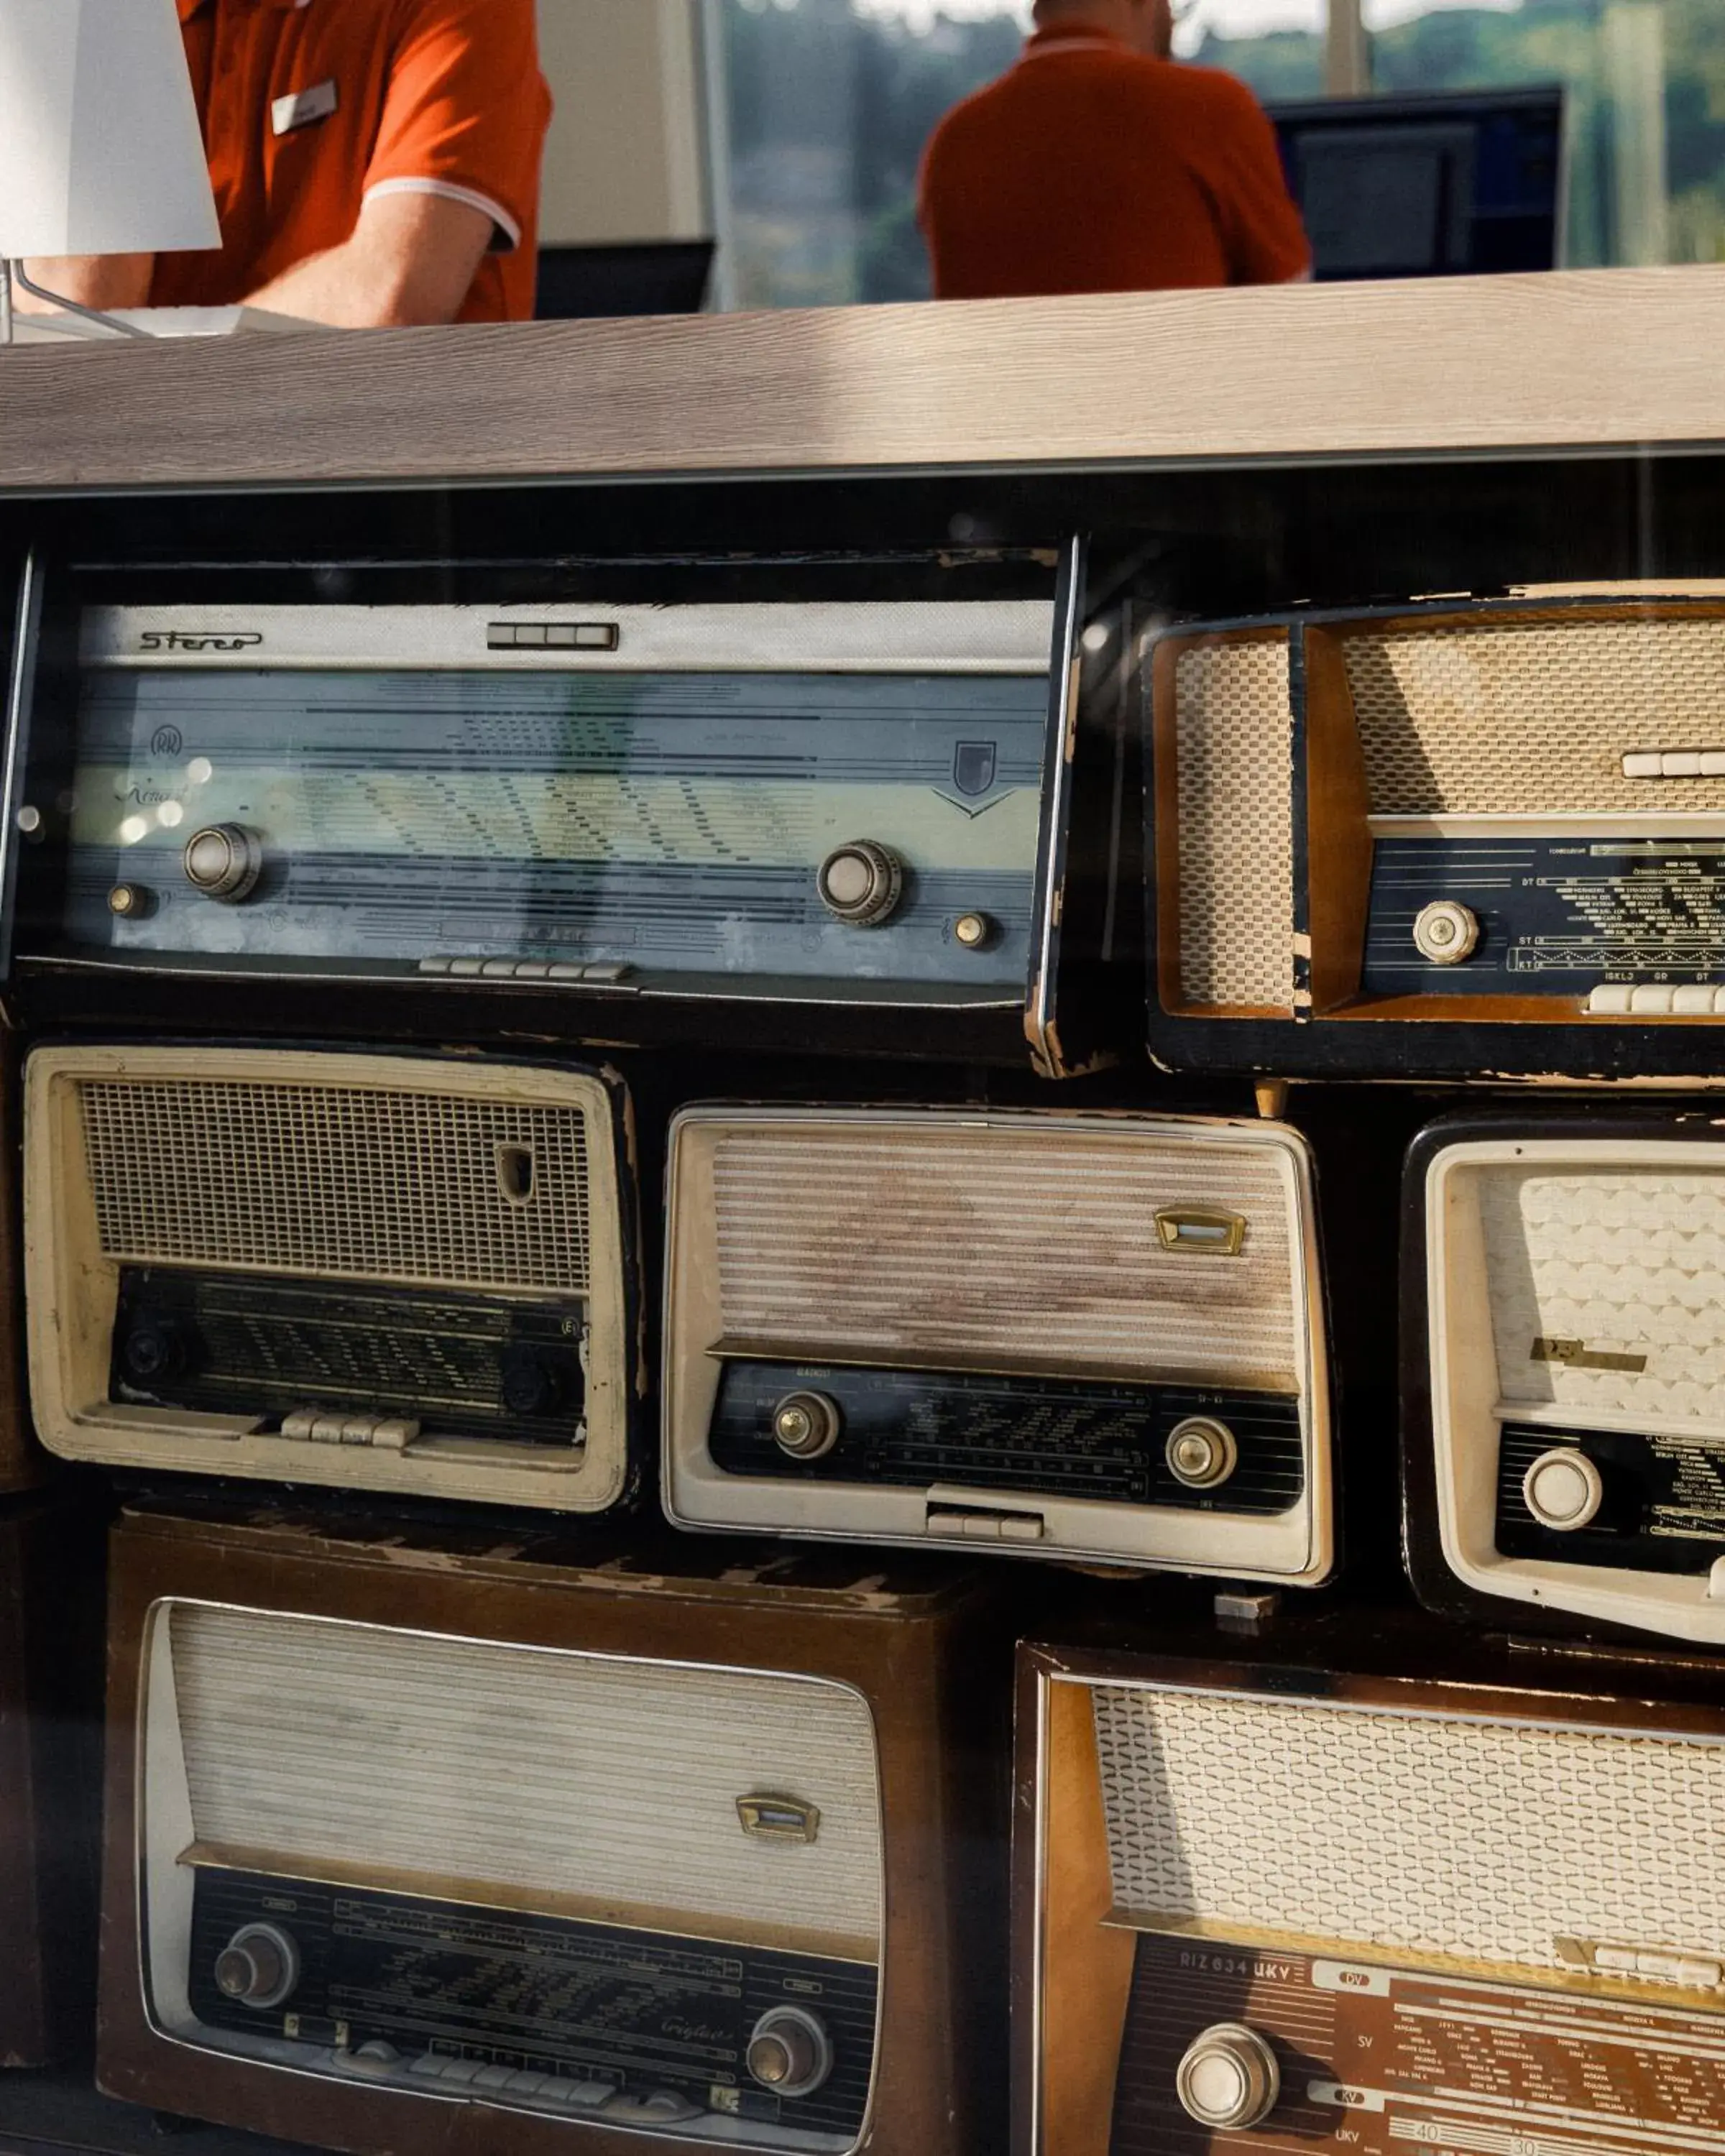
<box><xmin>101</xmin><ymin>1509</ymin><xmax>993</xmax><ymax>2156</ymax></box>
<box><xmin>1149</xmin><ymin>594</ymin><xmax>1725</xmax><ymax>1079</ymax></box>
<box><xmin>1407</xmin><ymin>1113</ymin><xmax>1725</xmax><ymax>1644</ymax></box>
<box><xmin>23</xmin><ymin>1045</ymin><xmax>637</xmax><ymax>1511</ymax></box>
<box><xmin>663</xmin><ymin>1107</ymin><xmax>1333</xmax><ymax>1582</ymax></box>
<box><xmin>6</xmin><ymin>548</ymin><xmax>1125</xmax><ymax>1074</ymax></box>
<box><xmin>1020</xmin><ymin>1640</ymin><xmax>1725</xmax><ymax>2156</ymax></box>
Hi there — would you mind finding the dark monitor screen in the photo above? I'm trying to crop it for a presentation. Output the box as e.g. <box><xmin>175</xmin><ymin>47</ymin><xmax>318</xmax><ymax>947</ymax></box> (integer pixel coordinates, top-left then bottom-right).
<box><xmin>536</xmin><ymin>240</ymin><xmax>717</xmax><ymax>321</ymax></box>
<box><xmin>1269</xmin><ymin>87</ymin><xmax>1564</xmax><ymax>280</ymax></box>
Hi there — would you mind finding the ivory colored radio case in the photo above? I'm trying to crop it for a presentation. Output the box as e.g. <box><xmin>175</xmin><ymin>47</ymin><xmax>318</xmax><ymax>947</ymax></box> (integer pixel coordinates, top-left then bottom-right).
<box><xmin>1149</xmin><ymin>593</ymin><xmax>1725</xmax><ymax>1079</ymax></box>
<box><xmin>98</xmin><ymin>1504</ymin><xmax>998</xmax><ymax>2156</ymax></box>
<box><xmin>1018</xmin><ymin>1627</ymin><xmax>1725</xmax><ymax>2156</ymax></box>
<box><xmin>663</xmin><ymin>1106</ymin><xmax>1333</xmax><ymax>1583</ymax></box>
<box><xmin>23</xmin><ymin>1044</ymin><xmax>639</xmax><ymax>1511</ymax></box>
<box><xmin>1405</xmin><ymin>1110</ymin><xmax>1725</xmax><ymax>1646</ymax></box>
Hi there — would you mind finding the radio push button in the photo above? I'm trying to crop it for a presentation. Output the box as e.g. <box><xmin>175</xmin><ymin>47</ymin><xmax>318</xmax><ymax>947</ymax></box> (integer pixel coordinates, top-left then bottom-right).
<box><xmin>771</xmin><ymin>1390</ymin><xmax>842</xmax><ymax>1460</ymax></box>
<box><xmin>214</xmin><ymin>1922</ymin><xmax>300</xmax><ymax>2011</ymax></box>
<box><xmin>183</xmin><ymin>823</ymin><xmax>263</xmax><ymax>903</ymax></box>
<box><xmin>1176</xmin><ymin>2024</ymin><xmax>1280</xmax><ymax>2131</ymax></box>
<box><xmin>1522</xmin><ymin>1447</ymin><xmax>1606</xmax><ymax>1531</ymax></box>
<box><xmin>748</xmin><ymin>2007</ymin><xmax>834</xmax><ymax>2099</ymax></box>
<box><xmin>1412</xmin><ymin>900</ymin><xmax>1480</xmax><ymax>965</ymax></box>
<box><xmin>817</xmin><ymin>841</ymin><xmax>903</xmax><ymax>926</ymax></box>
<box><xmin>1166</xmin><ymin>1416</ymin><xmax>1239</xmax><ymax>1491</ymax></box>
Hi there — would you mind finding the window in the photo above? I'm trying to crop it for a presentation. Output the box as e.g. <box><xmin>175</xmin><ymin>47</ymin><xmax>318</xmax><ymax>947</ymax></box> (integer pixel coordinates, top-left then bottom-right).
<box><xmin>703</xmin><ymin>0</ymin><xmax>1725</xmax><ymax>307</ymax></box>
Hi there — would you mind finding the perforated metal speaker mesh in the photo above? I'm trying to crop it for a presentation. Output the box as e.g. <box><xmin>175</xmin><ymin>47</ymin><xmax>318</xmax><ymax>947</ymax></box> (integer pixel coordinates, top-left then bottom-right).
<box><xmin>167</xmin><ymin>1606</ymin><xmax>882</xmax><ymax>1947</ymax></box>
<box><xmin>1348</xmin><ymin>614</ymin><xmax>1725</xmax><ymax>815</ymax></box>
<box><xmin>1091</xmin><ymin>1682</ymin><xmax>1725</xmax><ymax>1973</ymax></box>
<box><xmin>1477</xmin><ymin>1162</ymin><xmax>1725</xmax><ymax>1421</ymax></box>
<box><xmin>1172</xmin><ymin>638</ymin><xmax>1294</xmax><ymax>1008</ymax></box>
<box><xmin>711</xmin><ymin>1121</ymin><xmax>1302</xmax><ymax>1390</ymax></box>
<box><xmin>80</xmin><ymin>1077</ymin><xmax>590</xmax><ymax>1292</ymax></box>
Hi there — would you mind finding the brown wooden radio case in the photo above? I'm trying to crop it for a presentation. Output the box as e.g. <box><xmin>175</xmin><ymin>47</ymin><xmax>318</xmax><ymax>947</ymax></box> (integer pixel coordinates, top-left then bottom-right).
<box><xmin>1148</xmin><ymin>592</ymin><xmax>1725</xmax><ymax>1080</ymax></box>
<box><xmin>98</xmin><ymin>1501</ymin><xmax>1006</xmax><ymax>2156</ymax></box>
<box><xmin>1016</xmin><ymin>1617</ymin><xmax>1725</xmax><ymax>2156</ymax></box>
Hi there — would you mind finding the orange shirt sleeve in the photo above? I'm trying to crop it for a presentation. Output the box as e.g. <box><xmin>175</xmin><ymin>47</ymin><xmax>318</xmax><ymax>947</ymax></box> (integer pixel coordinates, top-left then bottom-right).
<box><xmin>1209</xmin><ymin>84</ymin><xmax>1312</xmax><ymax>286</ymax></box>
<box><xmin>362</xmin><ymin>0</ymin><xmax>553</xmax><ymax>253</ymax></box>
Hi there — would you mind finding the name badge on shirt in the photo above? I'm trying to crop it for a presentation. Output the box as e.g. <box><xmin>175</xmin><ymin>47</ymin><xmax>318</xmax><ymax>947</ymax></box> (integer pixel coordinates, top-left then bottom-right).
<box><xmin>272</xmin><ymin>80</ymin><xmax>339</xmax><ymax>137</ymax></box>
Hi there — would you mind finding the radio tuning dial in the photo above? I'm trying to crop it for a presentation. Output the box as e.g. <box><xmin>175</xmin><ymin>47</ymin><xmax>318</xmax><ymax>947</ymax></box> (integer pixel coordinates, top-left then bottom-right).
<box><xmin>214</xmin><ymin>1922</ymin><xmax>300</xmax><ymax>2012</ymax></box>
<box><xmin>747</xmin><ymin>2007</ymin><xmax>834</xmax><ymax>2099</ymax></box>
<box><xmin>817</xmin><ymin>841</ymin><xmax>903</xmax><ymax>927</ymax></box>
<box><xmin>499</xmin><ymin>1344</ymin><xmax>567</xmax><ymax>1419</ymax></box>
<box><xmin>1523</xmin><ymin>1447</ymin><xmax>1606</xmax><ymax>1531</ymax></box>
<box><xmin>184</xmin><ymin>823</ymin><xmax>263</xmax><ymax>903</ymax></box>
<box><xmin>1166</xmin><ymin>1416</ymin><xmax>1239</xmax><ymax>1491</ymax></box>
<box><xmin>1412</xmin><ymin>899</ymin><xmax>1481</xmax><ymax>965</ymax></box>
<box><xmin>1176</xmin><ymin>2023</ymin><xmax>1280</xmax><ymax>2131</ymax></box>
<box><xmin>121</xmin><ymin>1316</ymin><xmax>190</xmax><ymax>1385</ymax></box>
<box><xmin>771</xmin><ymin>1391</ymin><xmax>843</xmax><ymax>1460</ymax></box>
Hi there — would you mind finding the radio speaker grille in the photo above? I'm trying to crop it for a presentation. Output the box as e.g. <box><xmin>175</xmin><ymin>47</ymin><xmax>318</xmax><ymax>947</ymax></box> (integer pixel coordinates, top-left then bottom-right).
<box><xmin>1172</xmin><ymin>638</ymin><xmax>1294</xmax><ymax>1009</ymax></box>
<box><xmin>1092</xmin><ymin>1684</ymin><xmax>1725</xmax><ymax>1974</ymax></box>
<box><xmin>167</xmin><ymin>1606</ymin><xmax>880</xmax><ymax>1947</ymax></box>
<box><xmin>712</xmin><ymin>1123</ymin><xmax>1301</xmax><ymax>1390</ymax></box>
<box><xmin>80</xmin><ymin>1077</ymin><xmax>591</xmax><ymax>1294</ymax></box>
<box><xmin>1478</xmin><ymin>1163</ymin><xmax>1725</xmax><ymax>1420</ymax></box>
<box><xmin>1348</xmin><ymin>614</ymin><xmax>1725</xmax><ymax>816</ymax></box>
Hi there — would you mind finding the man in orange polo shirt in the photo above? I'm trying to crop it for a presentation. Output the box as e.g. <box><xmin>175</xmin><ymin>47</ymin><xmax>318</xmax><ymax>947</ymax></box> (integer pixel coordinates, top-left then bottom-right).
<box><xmin>919</xmin><ymin>0</ymin><xmax>1310</xmax><ymax>298</ymax></box>
<box><xmin>24</xmin><ymin>0</ymin><xmax>551</xmax><ymax>327</ymax></box>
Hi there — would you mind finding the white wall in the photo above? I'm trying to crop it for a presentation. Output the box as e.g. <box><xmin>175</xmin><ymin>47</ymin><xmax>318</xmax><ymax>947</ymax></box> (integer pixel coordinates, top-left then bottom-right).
<box><xmin>535</xmin><ymin>0</ymin><xmax>709</xmax><ymax>246</ymax></box>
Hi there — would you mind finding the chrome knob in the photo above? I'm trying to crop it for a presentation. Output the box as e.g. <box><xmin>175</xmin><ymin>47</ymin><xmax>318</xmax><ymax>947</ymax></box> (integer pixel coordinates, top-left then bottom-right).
<box><xmin>953</xmin><ymin>911</ymin><xmax>995</xmax><ymax>951</ymax></box>
<box><xmin>1166</xmin><ymin>1416</ymin><xmax>1238</xmax><ymax>1491</ymax></box>
<box><xmin>1412</xmin><ymin>899</ymin><xmax>1480</xmax><ymax>965</ymax></box>
<box><xmin>817</xmin><ymin>841</ymin><xmax>903</xmax><ymax>926</ymax></box>
<box><xmin>214</xmin><ymin>1922</ymin><xmax>300</xmax><ymax>2010</ymax></box>
<box><xmin>184</xmin><ymin>822</ymin><xmax>263</xmax><ymax>903</ymax></box>
<box><xmin>1176</xmin><ymin>2023</ymin><xmax>1280</xmax><ymax>2131</ymax></box>
<box><xmin>747</xmin><ymin>2007</ymin><xmax>833</xmax><ymax>2099</ymax></box>
<box><xmin>1522</xmin><ymin>1447</ymin><xmax>1605</xmax><ymax>1531</ymax></box>
<box><xmin>771</xmin><ymin>1390</ymin><xmax>842</xmax><ymax>1461</ymax></box>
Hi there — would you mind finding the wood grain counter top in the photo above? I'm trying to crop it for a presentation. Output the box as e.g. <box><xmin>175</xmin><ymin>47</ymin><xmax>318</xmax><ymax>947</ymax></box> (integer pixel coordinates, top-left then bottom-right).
<box><xmin>1</xmin><ymin>265</ymin><xmax>1722</xmax><ymax>496</ymax></box>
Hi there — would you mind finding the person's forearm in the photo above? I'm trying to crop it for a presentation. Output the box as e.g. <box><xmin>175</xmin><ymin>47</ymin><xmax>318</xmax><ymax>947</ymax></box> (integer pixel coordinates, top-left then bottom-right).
<box><xmin>247</xmin><ymin>199</ymin><xmax>489</xmax><ymax>328</ymax></box>
<box><xmin>15</xmin><ymin>254</ymin><xmax>155</xmax><ymax>312</ymax></box>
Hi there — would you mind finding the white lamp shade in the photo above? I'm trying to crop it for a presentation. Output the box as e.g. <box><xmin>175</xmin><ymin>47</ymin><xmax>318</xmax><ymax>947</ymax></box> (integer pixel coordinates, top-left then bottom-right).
<box><xmin>0</xmin><ymin>0</ymin><xmax>219</xmax><ymax>257</ymax></box>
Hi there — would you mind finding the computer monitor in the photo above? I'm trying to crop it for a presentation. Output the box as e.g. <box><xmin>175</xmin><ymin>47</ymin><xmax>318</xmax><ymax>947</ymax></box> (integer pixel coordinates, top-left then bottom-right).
<box><xmin>1268</xmin><ymin>86</ymin><xmax>1565</xmax><ymax>280</ymax></box>
<box><xmin>535</xmin><ymin>239</ymin><xmax>717</xmax><ymax>321</ymax></box>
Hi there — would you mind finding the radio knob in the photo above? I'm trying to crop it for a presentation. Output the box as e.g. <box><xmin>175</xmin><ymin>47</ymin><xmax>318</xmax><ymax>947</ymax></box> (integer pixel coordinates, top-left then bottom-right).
<box><xmin>817</xmin><ymin>841</ymin><xmax>903</xmax><ymax>926</ymax></box>
<box><xmin>108</xmin><ymin>883</ymin><xmax>151</xmax><ymax>919</ymax></box>
<box><xmin>1176</xmin><ymin>2023</ymin><xmax>1280</xmax><ymax>2132</ymax></box>
<box><xmin>121</xmin><ymin>1316</ymin><xmax>190</xmax><ymax>1385</ymax></box>
<box><xmin>1166</xmin><ymin>1416</ymin><xmax>1239</xmax><ymax>1491</ymax></box>
<box><xmin>1522</xmin><ymin>1447</ymin><xmax>1606</xmax><ymax>1531</ymax></box>
<box><xmin>184</xmin><ymin>822</ymin><xmax>263</xmax><ymax>903</ymax></box>
<box><xmin>214</xmin><ymin>1922</ymin><xmax>300</xmax><ymax>2012</ymax></box>
<box><xmin>747</xmin><ymin>2007</ymin><xmax>834</xmax><ymax>2099</ymax></box>
<box><xmin>1412</xmin><ymin>899</ymin><xmax>1481</xmax><ymax>965</ymax></box>
<box><xmin>500</xmin><ymin>1345</ymin><xmax>566</xmax><ymax>1419</ymax></box>
<box><xmin>771</xmin><ymin>1390</ymin><xmax>842</xmax><ymax>1460</ymax></box>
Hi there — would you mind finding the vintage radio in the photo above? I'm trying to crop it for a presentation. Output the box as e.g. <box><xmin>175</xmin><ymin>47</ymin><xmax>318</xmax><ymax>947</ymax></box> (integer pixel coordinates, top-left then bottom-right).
<box><xmin>1404</xmin><ymin>1109</ymin><xmax>1725</xmax><ymax>1646</ymax></box>
<box><xmin>23</xmin><ymin>1044</ymin><xmax>638</xmax><ymax>1510</ymax></box>
<box><xmin>1149</xmin><ymin>592</ymin><xmax>1725</xmax><ymax>1078</ymax></box>
<box><xmin>1019</xmin><ymin>1626</ymin><xmax>1725</xmax><ymax>2156</ymax></box>
<box><xmin>0</xmin><ymin>1492</ymin><xmax>103</xmax><ymax>2068</ymax></box>
<box><xmin>663</xmin><ymin>1106</ymin><xmax>1333</xmax><ymax>1582</ymax></box>
<box><xmin>4</xmin><ymin>543</ymin><xmax>1129</xmax><ymax>1074</ymax></box>
<box><xmin>98</xmin><ymin>1503</ymin><xmax>998</xmax><ymax>2156</ymax></box>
